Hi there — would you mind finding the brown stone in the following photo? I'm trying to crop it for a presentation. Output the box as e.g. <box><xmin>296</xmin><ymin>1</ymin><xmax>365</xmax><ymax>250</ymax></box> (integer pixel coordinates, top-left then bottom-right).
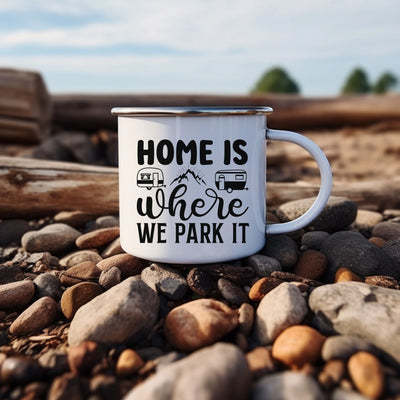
<box><xmin>97</xmin><ymin>254</ymin><xmax>147</xmax><ymax>279</ymax></box>
<box><xmin>10</xmin><ymin>297</ymin><xmax>58</xmax><ymax>336</ymax></box>
<box><xmin>59</xmin><ymin>250</ymin><xmax>103</xmax><ymax>268</ymax></box>
<box><xmin>348</xmin><ymin>351</ymin><xmax>384</xmax><ymax>400</ymax></box>
<box><xmin>335</xmin><ymin>267</ymin><xmax>363</xmax><ymax>283</ymax></box>
<box><xmin>293</xmin><ymin>250</ymin><xmax>327</xmax><ymax>280</ymax></box>
<box><xmin>75</xmin><ymin>227</ymin><xmax>120</xmax><ymax>249</ymax></box>
<box><xmin>101</xmin><ymin>237</ymin><xmax>124</xmax><ymax>258</ymax></box>
<box><xmin>68</xmin><ymin>341</ymin><xmax>104</xmax><ymax>375</ymax></box>
<box><xmin>238</xmin><ymin>303</ymin><xmax>254</xmax><ymax>336</ymax></box>
<box><xmin>59</xmin><ymin>261</ymin><xmax>102</xmax><ymax>286</ymax></box>
<box><xmin>164</xmin><ymin>299</ymin><xmax>238</xmax><ymax>352</ymax></box>
<box><xmin>369</xmin><ymin>237</ymin><xmax>387</xmax><ymax>248</ymax></box>
<box><xmin>0</xmin><ymin>280</ymin><xmax>35</xmax><ymax>309</ymax></box>
<box><xmin>61</xmin><ymin>282</ymin><xmax>103</xmax><ymax>320</ymax></box>
<box><xmin>364</xmin><ymin>275</ymin><xmax>400</xmax><ymax>289</ymax></box>
<box><xmin>245</xmin><ymin>347</ymin><xmax>276</xmax><ymax>379</ymax></box>
<box><xmin>53</xmin><ymin>211</ymin><xmax>97</xmax><ymax>228</ymax></box>
<box><xmin>115</xmin><ymin>349</ymin><xmax>145</xmax><ymax>377</ymax></box>
<box><xmin>272</xmin><ymin>325</ymin><xmax>325</xmax><ymax>369</ymax></box>
<box><xmin>318</xmin><ymin>359</ymin><xmax>346</xmax><ymax>390</ymax></box>
<box><xmin>248</xmin><ymin>277</ymin><xmax>283</xmax><ymax>302</ymax></box>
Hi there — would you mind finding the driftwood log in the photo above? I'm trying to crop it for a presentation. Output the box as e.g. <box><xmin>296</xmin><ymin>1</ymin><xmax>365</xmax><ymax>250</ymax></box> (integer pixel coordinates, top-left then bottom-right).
<box><xmin>0</xmin><ymin>68</ymin><xmax>52</xmax><ymax>144</ymax></box>
<box><xmin>52</xmin><ymin>93</ymin><xmax>400</xmax><ymax>132</ymax></box>
<box><xmin>1</xmin><ymin>157</ymin><xmax>399</xmax><ymax>219</ymax></box>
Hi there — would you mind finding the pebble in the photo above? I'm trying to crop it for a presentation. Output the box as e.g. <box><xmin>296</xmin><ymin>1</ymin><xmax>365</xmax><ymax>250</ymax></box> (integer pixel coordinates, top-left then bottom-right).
<box><xmin>10</xmin><ymin>296</ymin><xmax>58</xmax><ymax>336</ymax></box>
<box><xmin>260</xmin><ymin>235</ymin><xmax>299</xmax><ymax>270</ymax></box>
<box><xmin>0</xmin><ymin>263</ymin><xmax>24</xmax><ymax>284</ymax></box>
<box><xmin>251</xmin><ymin>371</ymin><xmax>324</xmax><ymax>400</ymax></box>
<box><xmin>59</xmin><ymin>250</ymin><xmax>103</xmax><ymax>268</ymax></box>
<box><xmin>75</xmin><ymin>227</ymin><xmax>120</xmax><ymax>249</ymax></box>
<box><xmin>124</xmin><ymin>343</ymin><xmax>251</xmax><ymax>400</ymax></box>
<box><xmin>92</xmin><ymin>215</ymin><xmax>120</xmax><ymax>229</ymax></box>
<box><xmin>21</xmin><ymin>223</ymin><xmax>81</xmax><ymax>254</ymax></box>
<box><xmin>26</xmin><ymin>251</ymin><xmax>60</xmax><ymax>268</ymax></box>
<box><xmin>217</xmin><ymin>278</ymin><xmax>249</xmax><ymax>305</ymax></box>
<box><xmin>382</xmin><ymin>237</ymin><xmax>400</xmax><ymax>268</ymax></box>
<box><xmin>272</xmin><ymin>325</ymin><xmax>325</xmax><ymax>368</ymax></box>
<box><xmin>68</xmin><ymin>341</ymin><xmax>104</xmax><ymax>375</ymax></box>
<box><xmin>320</xmin><ymin>231</ymin><xmax>399</xmax><ymax>281</ymax></box>
<box><xmin>245</xmin><ymin>347</ymin><xmax>276</xmax><ymax>378</ymax></box>
<box><xmin>38</xmin><ymin>350</ymin><xmax>69</xmax><ymax>378</ymax></box>
<box><xmin>68</xmin><ymin>277</ymin><xmax>159</xmax><ymax>346</ymax></box>
<box><xmin>293</xmin><ymin>249</ymin><xmax>327</xmax><ymax>280</ymax></box>
<box><xmin>335</xmin><ymin>267</ymin><xmax>363</xmax><ymax>282</ymax></box>
<box><xmin>0</xmin><ymin>280</ymin><xmax>35</xmax><ymax>309</ymax></box>
<box><xmin>322</xmin><ymin>335</ymin><xmax>381</xmax><ymax>362</ymax></box>
<box><xmin>164</xmin><ymin>298</ymin><xmax>238</xmax><ymax>352</ymax></box>
<box><xmin>186</xmin><ymin>268</ymin><xmax>216</xmax><ymax>296</ymax></box>
<box><xmin>97</xmin><ymin>253</ymin><xmax>147</xmax><ymax>279</ymax></box>
<box><xmin>141</xmin><ymin>263</ymin><xmax>187</xmax><ymax>300</ymax></box>
<box><xmin>0</xmin><ymin>219</ymin><xmax>29</xmax><ymax>246</ymax></box>
<box><xmin>34</xmin><ymin>272</ymin><xmax>64</xmax><ymax>301</ymax></box>
<box><xmin>253</xmin><ymin>282</ymin><xmax>308</xmax><ymax>345</ymax></box>
<box><xmin>0</xmin><ymin>356</ymin><xmax>43</xmax><ymax>385</ymax></box>
<box><xmin>276</xmin><ymin>196</ymin><xmax>358</xmax><ymax>232</ymax></box>
<box><xmin>98</xmin><ymin>266</ymin><xmax>121</xmax><ymax>289</ymax></box>
<box><xmin>372</xmin><ymin>221</ymin><xmax>400</xmax><ymax>241</ymax></box>
<box><xmin>90</xmin><ymin>374</ymin><xmax>119</xmax><ymax>399</ymax></box>
<box><xmin>60</xmin><ymin>282</ymin><xmax>104</xmax><ymax>320</ymax></box>
<box><xmin>248</xmin><ymin>277</ymin><xmax>283</xmax><ymax>302</ymax></box>
<box><xmin>318</xmin><ymin>359</ymin><xmax>346</xmax><ymax>390</ymax></box>
<box><xmin>47</xmin><ymin>372</ymin><xmax>85</xmax><ymax>400</ymax></box>
<box><xmin>348</xmin><ymin>351</ymin><xmax>384</xmax><ymax>400</ymax></box>
<box><xmin>100</xmin><ymin>237</ymin><xmax>124</xmax><ymax>258</ymax></box>
<box><xmin>309</xmin><ymin>281</ymin><xmax>400</xmax><ymax>363</ymax></box>
<box><xmin>115</xmin><ymin>349</ymin><xmax>145</xmax><ymax>377</ymax></box>
<box><xmin>246</xmin><ymin>254</ymin><xmax>282</xmax><ymax>277</ymax></box>
<box><xmin>59</xmin><ymin>261</ymin><xmax>102</xmax><ymax>286</ymax></box>
<box><xmin>53</xmin><ymin>211</ymin><xmax>96</xmax><ymax>228</ymax></box>
<box><xmin>364</xmin><ymin>275</ymin><xmax>400</xmax><ymax>289</ymax></box>
<box><xmin>368</xmin><ymin>236</ymin><xmax>386</xmax><ymax>248</ymax></box>
<box><xmin>301</xmin><ymin>231</ymin><xmax>330</xmax><ymax>251</ymax></box>
<box><xmin>331</xmin><ymin>388</ymin><xmax>371</xmax><ymax>400</ymax></box>
<box><xmin>352</xmin><ymin>209</ymin><xmax>383</xmax><ymax>231</ymax></box>
<box><xmin>237</xmin><ymin>303</ymin><xmax>254</xmax><ymax>336</ymax></box>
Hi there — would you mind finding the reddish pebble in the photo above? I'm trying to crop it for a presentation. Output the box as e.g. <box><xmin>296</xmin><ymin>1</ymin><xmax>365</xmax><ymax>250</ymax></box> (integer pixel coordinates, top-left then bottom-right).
<box><xmin>68</xmin><ymin>341</ymin><xmax>104</xmax><ymax>375</ymax></box>
<box><xmin>97</xmin><ymin>254</ymin><xmax>147</xmax><ymax>279</ymax></box>
<box><xmin>248</xmin><ymin>277</ymin><xmax>283</xmax><ymax>302</ymax></box>
<box><xmin>335</xmin><ymin>267</ymin><xmax>363</xmax><ymax>283</ymax></box>
<box><xmin>272</xmin><ymin>325</ymin><xmax>325</xmax><ymax>369</ymax></box>
<box><xmin>293</xmin><ymin>250</ymin><xmax>327</xmax><ymax>280</ymax></box>
<box><xmin>368</xmin><ymin>237</ymin><xmax>387</xmax><ymax>248</ymax></box>
<box><xmin>245</xmin><ymin>347</ymin><xmax>276</xmax><ymax>378</ymax></box>
<box><xmin>75</xmin><ymin>228</ymin><xmax>120</xmax><ymax>249</ymax></box>
<box><xmin>116</xmin><ymin>349</ymin><xmax>145</xmax><ymax>377</ymax></box>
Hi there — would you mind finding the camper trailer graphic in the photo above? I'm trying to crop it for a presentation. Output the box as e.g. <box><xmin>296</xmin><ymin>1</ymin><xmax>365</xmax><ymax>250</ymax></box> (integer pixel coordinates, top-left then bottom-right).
<box><xmin>215</xmin><ymin>169</ymin><xmax>247</xmax><ymax>192</ymax></box>
<box><xmin>137</xmin><ymin>168</ymin><xmax>166</xmax><ymax>189</ymax></box>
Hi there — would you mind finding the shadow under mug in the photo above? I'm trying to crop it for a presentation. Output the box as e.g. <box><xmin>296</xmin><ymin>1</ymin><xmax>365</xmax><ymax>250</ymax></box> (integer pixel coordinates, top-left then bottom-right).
<box><xmin>112</xmin><ymin>106</ymin><xmax>332</xmax><ymax>264</ymax></box>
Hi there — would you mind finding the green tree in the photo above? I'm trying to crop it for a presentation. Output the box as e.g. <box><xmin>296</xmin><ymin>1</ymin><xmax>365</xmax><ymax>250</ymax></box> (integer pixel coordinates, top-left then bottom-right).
<box><xmin>372</xmin><ymin>72</ymin><xmax>398</xmax><ymax>94</ymax></box>
<box><xmin>251</xmin><ymin>67</ymin><xmax>300</xmax><ymax>94</ymax></box>
<box><xmin>341</xmin><ymin>68</ymin><xmax>370</xmax><ymax>94</ymax></box>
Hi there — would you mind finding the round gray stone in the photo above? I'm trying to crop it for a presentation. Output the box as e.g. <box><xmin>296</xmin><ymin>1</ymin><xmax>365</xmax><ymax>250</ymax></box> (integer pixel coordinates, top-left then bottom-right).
<box><xmin>277</xmin><ymin>196</ymin><xmax>358</xmax><ymax>232</ymax></box>
<box><xmin>382</xmin><ymin>238</ymin><xmax>400</xmax><ymax>271</ymax></box>
<box><xmin>34</xmin><ymin>273</ymin><xmax>64</xmax><ymax>301</ymax></box>
<box><xmin>22</xmin><ymin>223</ymin><xmax>81</xmax><ymax>254</ymax></box>
<box><xmin>260</xmin><ymin>235</ymin><xmax>298</xmax><ymax>270</ymax></box>
<box><xmin>320</xmin><ymin>231</ymin><xmax>399</xmax><ymax>281</ymax></box>
<box><xmin>372</xmin><ymin>221</ymin><xmax>400</xmax><ymax>241</ymax></box>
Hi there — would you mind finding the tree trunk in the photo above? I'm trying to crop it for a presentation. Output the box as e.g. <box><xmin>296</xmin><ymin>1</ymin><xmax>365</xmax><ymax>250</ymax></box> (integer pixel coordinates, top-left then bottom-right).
<box><xmin>1</xmin><ymin>157</ymin><xmax>399</xmax><ymax>219</ymax></box>
<box><xmin>0</xmin><ymin>68</ymin><xmax>52</xmax><ymax>144</ymax></box>
<box><xmin>52</xmin><ymin>93</ymin><xmax>400</xmax><ymax>133</ymax></box>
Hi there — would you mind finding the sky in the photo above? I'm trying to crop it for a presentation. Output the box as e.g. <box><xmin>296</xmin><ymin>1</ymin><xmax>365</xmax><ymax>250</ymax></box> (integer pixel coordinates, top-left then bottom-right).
<box><xmin>0</xmin><ymin>0</ymin><xmax>399</xmax><ymax>96</ymax></box>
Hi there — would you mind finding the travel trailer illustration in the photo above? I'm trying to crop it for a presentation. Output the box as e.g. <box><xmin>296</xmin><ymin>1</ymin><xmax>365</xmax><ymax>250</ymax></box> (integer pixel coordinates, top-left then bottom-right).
<box><xmin>137</xmin><ymin>168</ymin><xmax>166</xmax><ymax>189</ymax></box>
<box><xmin>215</xmin><ymin>169</ymin><xmax>248</xmax><ymax>192</ymax></box>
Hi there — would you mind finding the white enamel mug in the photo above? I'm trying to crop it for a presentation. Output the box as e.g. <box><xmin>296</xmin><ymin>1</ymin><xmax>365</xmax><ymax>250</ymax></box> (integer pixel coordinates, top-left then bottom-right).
<box><xmin>112</xmin><ymin>107</ymin><xmax>332</xmax><ymax>264</ymax></box>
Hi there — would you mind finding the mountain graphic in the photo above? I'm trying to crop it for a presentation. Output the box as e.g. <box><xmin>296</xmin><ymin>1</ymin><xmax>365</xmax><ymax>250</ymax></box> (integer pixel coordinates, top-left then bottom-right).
<box><xmin>171</xmin><ymin>168</ymin><xmax>206</xmax><ymax>185</ymax></box>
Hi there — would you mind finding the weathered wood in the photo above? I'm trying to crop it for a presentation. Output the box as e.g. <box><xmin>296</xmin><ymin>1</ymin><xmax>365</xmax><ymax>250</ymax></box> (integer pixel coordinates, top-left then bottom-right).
<box><xmin>52</xmin><ymin>93</ymin><xmax>400</xmax><ymax>132</ymax></box>
<box><xmin>1</xmin><ymin>157</ymin><xmax>399</xmax><ymax>218</ymax></box>
<box><xmin>0</xmin><ymin>68</ymin><xmax>52</xmax><ymax>144</ymax></box>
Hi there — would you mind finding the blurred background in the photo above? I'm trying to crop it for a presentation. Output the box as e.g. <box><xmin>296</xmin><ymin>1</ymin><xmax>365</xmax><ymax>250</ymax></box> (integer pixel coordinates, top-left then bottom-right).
<box><xmin>0</xmin><ymin>0</ymin><xmax>400</xmax><ymax>190</ymax></box>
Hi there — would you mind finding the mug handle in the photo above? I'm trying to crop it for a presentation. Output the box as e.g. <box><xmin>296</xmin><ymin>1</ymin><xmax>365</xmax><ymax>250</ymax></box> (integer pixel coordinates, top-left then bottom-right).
<box><xmin>266</xmin><ymin>129</ymin><xmax>332</xmax><ymax>235</ymax></box>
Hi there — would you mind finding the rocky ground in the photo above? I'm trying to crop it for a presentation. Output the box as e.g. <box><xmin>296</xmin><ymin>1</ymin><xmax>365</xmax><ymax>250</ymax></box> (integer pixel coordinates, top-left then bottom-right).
<box><xmin>0</xmin><ymin>196</ymin><xmax>399</xmax><ymax>399</ymax></box>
